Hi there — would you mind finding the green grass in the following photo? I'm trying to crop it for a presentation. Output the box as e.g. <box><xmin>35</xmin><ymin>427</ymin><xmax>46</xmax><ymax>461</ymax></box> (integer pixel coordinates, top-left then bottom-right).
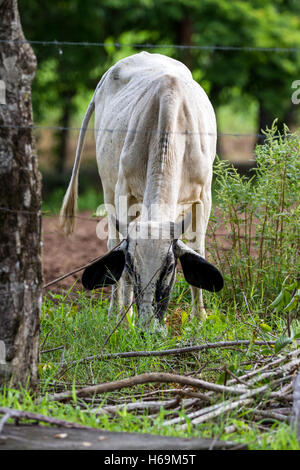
<box><xmin>1</xmin><ymin>279</ymin><xmax>299</xmax><ymax>449</ymax></box>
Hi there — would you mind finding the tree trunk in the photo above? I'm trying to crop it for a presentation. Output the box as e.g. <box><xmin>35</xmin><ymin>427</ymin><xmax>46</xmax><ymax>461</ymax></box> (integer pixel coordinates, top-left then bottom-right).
<box><xmin>0</xmin><ymin>0</ymin><xmax>42</xmax><ymax>388</ymax></box>
<box><xmin>176</xmin><ymin>16</ymin><xmax>193</xmax><ymax>69</ymax></box>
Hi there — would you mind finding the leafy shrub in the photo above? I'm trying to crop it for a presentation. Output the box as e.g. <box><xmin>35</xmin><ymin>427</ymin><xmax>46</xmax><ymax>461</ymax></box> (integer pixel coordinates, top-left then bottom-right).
<box><xmin>208</xmin><ymin>122</ymin><xmax>299</xmax><ymax>308</ymax></box>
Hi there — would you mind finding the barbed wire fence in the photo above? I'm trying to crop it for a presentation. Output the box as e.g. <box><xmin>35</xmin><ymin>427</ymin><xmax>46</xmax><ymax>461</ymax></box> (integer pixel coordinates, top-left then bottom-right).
<box><xmin>1</xmin><ymin>37</ymin><xmax>299</xmax><ymax>135</ymax></box>
<box><xmin>0</xmin><ymin>122</ymin><xmax>267</xmax><ymax>138</ymax></box>
<box><xmin>1</xmin><ymin>38</ymin><xmax>300</xmax><ymax>52</ymax></box>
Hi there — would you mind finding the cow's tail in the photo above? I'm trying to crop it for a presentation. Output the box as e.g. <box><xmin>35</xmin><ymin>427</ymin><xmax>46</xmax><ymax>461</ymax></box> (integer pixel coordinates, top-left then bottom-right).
<box><xmin>59</xmin><ymin>94</ymin><xmax>95</xmax><ymax>235</ymax></box>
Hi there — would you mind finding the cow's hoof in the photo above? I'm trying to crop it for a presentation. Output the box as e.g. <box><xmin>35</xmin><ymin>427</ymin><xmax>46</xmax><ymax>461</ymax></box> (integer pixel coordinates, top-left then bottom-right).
<box><xmin>137</xmin><ymin>319</ymin><xmax>168</xmax><ymax>338</ymax></box>
<box><xmin>150</xmin><ymin>319</ymin><xmax>168</xmax><ymax>336</ymax></box>
<box><xmin>191</xmin><ymin>307</ymin><xmax>207</xmax><ymax>321</ymax></box>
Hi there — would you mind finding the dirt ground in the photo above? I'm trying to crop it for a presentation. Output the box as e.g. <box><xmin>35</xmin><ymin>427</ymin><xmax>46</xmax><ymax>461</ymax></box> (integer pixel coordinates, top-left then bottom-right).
<box><xmin>42</xmin><ymin>212</ymin><xmax>107</xmax><ymax>292</ymax></box>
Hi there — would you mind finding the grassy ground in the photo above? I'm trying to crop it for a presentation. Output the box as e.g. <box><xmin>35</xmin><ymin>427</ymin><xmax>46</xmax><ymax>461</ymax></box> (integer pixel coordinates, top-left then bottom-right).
<box><xmin>1</xmin><ymin>282</ymin><xmax>299</xmax><ymax>450</ymax></box>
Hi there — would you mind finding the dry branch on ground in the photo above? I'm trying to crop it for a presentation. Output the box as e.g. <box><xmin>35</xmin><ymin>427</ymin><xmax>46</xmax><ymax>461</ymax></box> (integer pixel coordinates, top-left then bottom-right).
<box><xmin>36</xmin><ymin>348</ymin><xmax>300</xmax><ymax>437</ymax></box>
<box><xmin>1</xmin><ymin>346</ymin><xmax>299</xmax><ymax>448</ymax></box>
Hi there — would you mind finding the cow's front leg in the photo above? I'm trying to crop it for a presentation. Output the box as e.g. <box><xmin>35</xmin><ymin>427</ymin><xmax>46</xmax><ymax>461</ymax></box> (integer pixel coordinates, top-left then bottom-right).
<box><xmin>190</xmin><ymin>284</ymin><xmax>206</xmax><ymax>320</ymax></box>
<box><xmin>185</xmin><ymin>194</ymin><xmax>211</xmax><ymax>320</ymax></box>
<box><xmin>108</xmin><ymin>283</ymin><xmax>123</xmax><ymax>317</ymax></box>
<box><xmin>106</xmin><ymin>237</ymin><xmax>123</xmax><ymax>317</ymax></box>
<box><xmin>114</xmin><ymin>186</ymin><xmax>138</xmax><ymax>320</ymax></box>
<box><xmin>122</xmin><ymin>269</ymin><xmax>134</xmax><ymax>319</ymax></box>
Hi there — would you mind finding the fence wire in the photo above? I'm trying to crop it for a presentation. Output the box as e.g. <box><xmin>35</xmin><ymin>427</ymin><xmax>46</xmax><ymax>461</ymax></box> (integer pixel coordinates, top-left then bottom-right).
<box><xmin>1</xmin><ymin>38</ymin><xmax>299</xmax><ymax>139</ymax></box>
<box><xmin>1</xmin><ymin>38</ymin><xmax>300</xmax><ymax>53</ymax></box>
<box><xmin>0</xmin><ymin>122</ymin><xmax>268</xmax><ymax>139</ymax></box>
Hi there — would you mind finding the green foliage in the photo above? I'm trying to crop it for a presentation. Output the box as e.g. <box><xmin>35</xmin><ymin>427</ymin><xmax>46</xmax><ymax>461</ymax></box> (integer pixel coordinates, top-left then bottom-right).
<box><xmin>19</xmin><ymin>0</ymin><xmax>300</xmax><ymax>130</ymax></box>
<box><xmin>209</xmin><ymin>123</ymin><xmax>300</xmax><ymax>306</ymax></box>
<box><xmin>19</xmin><ymin>0</ymin><xmax>108</xmax><ymax>122</ymax></box>
<box><xmin>270</xmin><ymin>278</ymin><xmax>300</xmax><ymax>314</ymax></box>
<box><xmin>270</xmin><ymin>277</ymin><xmax>300</xmax><ymax>353</ymax></box>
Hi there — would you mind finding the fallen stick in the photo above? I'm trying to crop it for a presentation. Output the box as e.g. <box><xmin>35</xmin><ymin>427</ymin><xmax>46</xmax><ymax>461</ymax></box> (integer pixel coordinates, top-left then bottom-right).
<box><xmin>164</xmin><ymin>374</ymin><xmax>295</xmax><ymax>428</ymax></box>
<box><xmin>174</xmin><ymin>388</ymin><xmax>212</xmax><ymax>402</ymax></box>
<box><xmin>249</xmin><ymin>409</ymin><xmax>290</xmax><ymax>423</ymax></box>
<box><xmin>174</xmin><ymin>373</ymin><xmax>296</xmax><ymax>431</ymax></box>
<box><xmin>164</xmin><ymin>400</ymin><xmax>225</xmax><ymax>427</ymax></box>
<box><xmin>111</xmin><ymin>387</ymin><xmax>211</xmax><ymax>403</ymax></box>
<box><xmin>292</xmin><ymin>372</ymin><xmax>300</xmax><ymax>442</ymax></box>
<box><xmin>188</xmin><ymin>396</ymin><xmax>253</xmax><ymax>427</ymax></box>
<box><xmin>94</xmin><ymin>397</ymin><xmax>201</xmax><ymax>417</ymax></box>
<box><xmin>227</xmin><ymin>349</ymin><xmax>300</xmax><ymax>386</ymax></box>
<box><xmin>60</xmin><ymin>340</ymin><xmax>275</xmax><ymax>366</ymax></box>
<box><xmin>0</xmin><ymin>412</ymin><xmax>11</xmax><ymax>434</ymax></box>
<box><xmin>179</xmin><ymin>383</ymin><xmax>272</xmax><ymax>429</ymax></box>
<box><xmin>41</xmin><ymin>346</ymin><xmax>64</xmax><ymax>354</ymax></box>
<box><xmin>267</xmin><ymin>407</ymin><xmax>291</xmax><ymax>415</ymax></box>
<box><xmin>200</xmin><ymin>375</ymin><xmax>298</xmax><ymax>427</ymax></box>
<box><xmin>0</xmin><ymin>407</ymin><xmax>89</xmax><ymax>430</ymax></box>
<box><xmin>41</xmin><ymin>372</ymin><xmax>249</xmax><ymax>404</ymax></box>
<box><xmin>245</xmin><ymin>357</ymin><xmax>300</xmax><ymax>387</ymax></box>
<box><xmin>90</xmin><ymin>398</ymin><xmax>180</xmax><ymax>415</ymax></box>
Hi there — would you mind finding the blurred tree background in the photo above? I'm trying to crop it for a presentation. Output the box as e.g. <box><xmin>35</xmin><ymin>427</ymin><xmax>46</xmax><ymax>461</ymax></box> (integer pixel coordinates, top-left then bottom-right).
<box><xmin>18</xmin><ymin>0</ymin><xmax>300</xmax><ymax>208</ymax></box>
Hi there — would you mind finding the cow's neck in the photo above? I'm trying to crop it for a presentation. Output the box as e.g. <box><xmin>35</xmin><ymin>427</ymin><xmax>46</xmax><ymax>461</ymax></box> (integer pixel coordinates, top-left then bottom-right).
<box><xmin>141</xmin><ymin>132</ymin><xmax>182</xmax><ymax>222</ymax></box>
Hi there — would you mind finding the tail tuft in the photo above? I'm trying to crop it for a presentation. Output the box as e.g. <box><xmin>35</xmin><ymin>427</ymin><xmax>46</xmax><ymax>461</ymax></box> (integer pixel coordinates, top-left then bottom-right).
<box><xmin>59</xmin><ymin>176</ymin><xmax>78</xmax><ymax>235</ymax></box>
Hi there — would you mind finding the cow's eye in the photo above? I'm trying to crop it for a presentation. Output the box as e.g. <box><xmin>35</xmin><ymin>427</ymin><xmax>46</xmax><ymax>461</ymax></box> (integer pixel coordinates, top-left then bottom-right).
<box><xmin>167</xmin><ymin>264</ymin><xmax>174</xmax><ymax>275</ymax></box>
<box><xmin>125</xmin><ymin>257</ymin><xmax>134</xmax><ymax>275</ymax></box>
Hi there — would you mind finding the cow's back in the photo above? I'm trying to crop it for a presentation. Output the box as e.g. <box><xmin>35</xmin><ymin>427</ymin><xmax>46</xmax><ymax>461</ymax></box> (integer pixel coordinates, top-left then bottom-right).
<box><xmin>94</xmin><ymin>52</ymin><xmax>216</xmax><ymax>209</ymax></box>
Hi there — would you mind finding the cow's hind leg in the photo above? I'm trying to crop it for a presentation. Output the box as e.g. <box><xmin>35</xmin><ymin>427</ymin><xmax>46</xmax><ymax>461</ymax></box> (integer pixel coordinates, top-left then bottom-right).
<box><xmin>114</xmin><ymin>188</ymin><xmax>138</xmax><ymax>319</ymax></box>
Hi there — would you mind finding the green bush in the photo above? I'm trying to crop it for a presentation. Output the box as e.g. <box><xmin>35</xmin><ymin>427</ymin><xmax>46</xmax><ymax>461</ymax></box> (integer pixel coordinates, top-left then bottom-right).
<box><xmin>208</xmin><ymin>122</ymin><xmax>299</xmax><ymax>308</ymax></box>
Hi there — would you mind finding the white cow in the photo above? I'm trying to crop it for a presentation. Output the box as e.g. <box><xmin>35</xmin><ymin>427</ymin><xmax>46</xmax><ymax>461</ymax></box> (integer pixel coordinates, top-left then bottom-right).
<box><xmin>60</xmin><ymin>52</ymin><xmax>223</xmax><ymax>329</ymax></box>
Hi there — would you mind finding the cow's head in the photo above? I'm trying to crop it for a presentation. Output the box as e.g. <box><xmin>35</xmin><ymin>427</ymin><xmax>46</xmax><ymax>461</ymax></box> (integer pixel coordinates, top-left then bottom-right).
<box><xmin>82</xmin><ymin>213</ymin><xmax>223</xmax><ymax>328</ymax></box>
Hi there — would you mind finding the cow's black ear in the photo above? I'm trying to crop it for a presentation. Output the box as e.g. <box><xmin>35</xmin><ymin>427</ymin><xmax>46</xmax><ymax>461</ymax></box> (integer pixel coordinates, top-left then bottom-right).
<box><xmin>179</xmin><ymin>252</ymin><xmax>224</xmax><ymax>292</ymax></box>
<box><xmin>174</xmin><ymin>240</ymin><xmax>223</xmax><ymax>292</ymax></box>
<box><xmin>82</xmin><ymin>247</ymin><xmax>126</xmax><ymax>290</ymax></box>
